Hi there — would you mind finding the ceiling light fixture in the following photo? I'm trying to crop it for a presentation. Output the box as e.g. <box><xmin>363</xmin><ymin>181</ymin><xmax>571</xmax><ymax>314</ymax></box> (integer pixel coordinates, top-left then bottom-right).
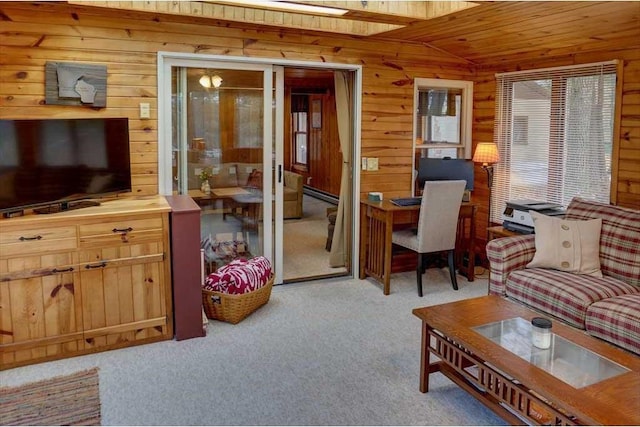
<box><xmin>199</xmin><ymin>73</ymin><xmax>223</xmax><ymax>88</ymax></box>
<box><xmin>215</xmin><ymin>0</ymin><xmax>348</xmax><ymax>16</ymax></box>
<box><xmin>199</xmin><ymin>75</ymin><xmax>212</xmax><ymax>88</ymax></box>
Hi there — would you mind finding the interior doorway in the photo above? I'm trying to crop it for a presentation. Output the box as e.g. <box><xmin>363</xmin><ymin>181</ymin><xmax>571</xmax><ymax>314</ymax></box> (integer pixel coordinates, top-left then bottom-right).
<box><xmin>158</xmin><ymin>53</ymin><xmax>360</xmax><ymax>285</ymax></box>
<box><xmin>282</xmin><ymin>67</ymin><xmax>351</xmax><ymax>282</ymax></box>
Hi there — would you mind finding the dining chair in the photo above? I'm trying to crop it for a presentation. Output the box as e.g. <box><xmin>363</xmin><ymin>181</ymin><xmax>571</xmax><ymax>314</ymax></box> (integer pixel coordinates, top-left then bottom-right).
<box><xmin>391</xmin><ymin>180</ymin><xmax>466</xmax><ymax>296</ymax></box>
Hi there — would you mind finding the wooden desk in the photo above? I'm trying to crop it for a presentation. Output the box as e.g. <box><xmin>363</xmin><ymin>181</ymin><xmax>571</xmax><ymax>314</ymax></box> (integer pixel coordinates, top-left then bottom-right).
<box><xmin>487</xmin><ymin>225</ymin><xmax>522</xmax><ymax>240</ymax></box>
<box><xmin>359</xmin><ymin>199</ymin><xmax>476</xmax><ymax>295</ymax></box>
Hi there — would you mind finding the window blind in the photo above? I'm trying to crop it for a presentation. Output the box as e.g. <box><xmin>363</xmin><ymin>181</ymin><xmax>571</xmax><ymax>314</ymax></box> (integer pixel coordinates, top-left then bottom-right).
<box><xmin>492</xmin><ymin>61</ymin><xmax>618</xmax><ymax>223</ymax></box>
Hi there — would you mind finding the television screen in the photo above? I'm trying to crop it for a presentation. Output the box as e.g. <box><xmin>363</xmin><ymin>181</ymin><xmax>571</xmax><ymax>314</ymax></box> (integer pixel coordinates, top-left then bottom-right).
<box><xmin>0</xmin><ymin>117</ymin><xmax>131</xmax><ymax>214</ymax></box>
<box><xmin>416</xmin><ymin>157</ymin><xmax>474</xmax><ymax>191</ymax></box>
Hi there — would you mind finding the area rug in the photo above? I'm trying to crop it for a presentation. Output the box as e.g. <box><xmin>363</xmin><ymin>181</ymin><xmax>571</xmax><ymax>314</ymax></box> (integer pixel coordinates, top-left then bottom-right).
<box><xmin>0</xmin><ymin>367</ymin><xmax>101</xmax><ymax>426</ymax></box>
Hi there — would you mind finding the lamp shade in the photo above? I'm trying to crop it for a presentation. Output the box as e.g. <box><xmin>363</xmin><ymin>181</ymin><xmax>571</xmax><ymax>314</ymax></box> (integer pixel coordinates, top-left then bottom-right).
<box><xmin>472</xmin><ymin>142</ymin><xmax>500</xmax><ymax>165</ymax></box>
<box><xmin>210</xmin><ymin>75</ymin><xmax>223</xmax><ymax>88</ymax></box>
<box><xmin>199</xmin><ymin>75</ymin><xmax>211</xmax><ymax>88</ymax></box>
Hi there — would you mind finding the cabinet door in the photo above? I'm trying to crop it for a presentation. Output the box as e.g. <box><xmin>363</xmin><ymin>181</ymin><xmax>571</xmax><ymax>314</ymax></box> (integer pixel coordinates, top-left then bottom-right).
<box><xmin>79</xmin><ymin>242</ymin><xmax>170</xmax><ymax>350</ymax></box>
<box><xmin>0</xmin><ymin>253</ymin><xmax>83</xmax><ymax>369</ymax></box>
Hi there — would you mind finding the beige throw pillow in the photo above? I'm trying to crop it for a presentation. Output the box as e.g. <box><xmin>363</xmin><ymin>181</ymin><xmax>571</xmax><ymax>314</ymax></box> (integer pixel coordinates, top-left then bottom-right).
<box><xmin>526</xmin><ymin>211</ymin><xmax>602</xmax><ymax>277</ymax></box>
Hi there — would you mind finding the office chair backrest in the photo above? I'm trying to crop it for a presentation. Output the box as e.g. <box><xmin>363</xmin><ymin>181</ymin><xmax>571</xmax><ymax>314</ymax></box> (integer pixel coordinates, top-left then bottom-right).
<box><xmin>417</xmin><ymin>180</ymin><xmax>466</xmax><ymax>253</ymax></box>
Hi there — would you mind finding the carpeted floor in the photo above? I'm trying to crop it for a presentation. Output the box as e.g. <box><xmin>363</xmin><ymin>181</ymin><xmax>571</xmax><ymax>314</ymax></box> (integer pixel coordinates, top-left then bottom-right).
<box><xmin>0</xmin><ymin>367</ymin><xmax>100</xmax><ymax>426</ymax></box>
<box><xmin>283</xmin><ymin>195</ymin><xmax>346</xmax><ymax>281</ymax></box>
<box><xmin>0</xmin><ymin>273</ymin><xmax>506</xmax><ymax>426</ymax></box>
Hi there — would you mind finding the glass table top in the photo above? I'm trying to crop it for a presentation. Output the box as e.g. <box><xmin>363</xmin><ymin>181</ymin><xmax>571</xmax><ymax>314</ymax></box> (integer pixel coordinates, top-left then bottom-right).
<box><xmin>473</xmin><ymin>317</ymin><xmax>630</xmax><ymax>388</ymax></box>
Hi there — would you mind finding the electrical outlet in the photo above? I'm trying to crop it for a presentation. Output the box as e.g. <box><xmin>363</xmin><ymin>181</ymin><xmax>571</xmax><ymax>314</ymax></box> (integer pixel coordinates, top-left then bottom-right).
<box><xmin>367</xmin><ymin>157</ymin><xmax>379</xmax><ymax>171</ymax></box>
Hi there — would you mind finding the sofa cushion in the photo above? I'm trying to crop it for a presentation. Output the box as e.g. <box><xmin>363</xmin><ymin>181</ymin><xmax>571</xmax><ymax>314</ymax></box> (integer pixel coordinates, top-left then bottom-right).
<box><xmin>236</xmin><ymin>163</ymin><xmax>263</xmax><ymax>187</ymax></box>
<box><xmin>565</xmin><ymin>197</ymin><xmax>640</xmax><ymax>287</ymax></box>
<box><xmin>245</xmin><ymin>169</ymin><xmax>263</xmax><ymax>190</ymax></box>
<box><xmin>210</xmin><ymin>164</ymin><xmax>240</xmax><ymax>188</ymax></box>
<box><xmin>527</xmin><ymin>211</ymin><xmax>602</xmax><ymax>277</ymax></box>
<box><xmin>506</xmin><ymin>268</ymin><xmax>638</xmax><ymax>329</ymax></box>
<box><xmin>586</xmin><ymin>294</ymin><xmax>640</xmax><ymax>355</ymax></box>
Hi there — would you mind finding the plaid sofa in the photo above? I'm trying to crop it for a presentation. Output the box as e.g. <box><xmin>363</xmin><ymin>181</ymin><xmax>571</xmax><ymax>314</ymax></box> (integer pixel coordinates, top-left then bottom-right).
<box><xmin>487</xmin><ymin>198</ymin><xmax>640</xmax><ymax>354</ymax></box>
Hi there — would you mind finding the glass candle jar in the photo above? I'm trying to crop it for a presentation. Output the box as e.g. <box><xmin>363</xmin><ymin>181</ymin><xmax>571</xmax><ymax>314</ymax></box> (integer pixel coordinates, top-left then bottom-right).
<box><xmin>531</xmin><ymin>317</ymin><xmax>552</xmax><ymax>349</ymax></box>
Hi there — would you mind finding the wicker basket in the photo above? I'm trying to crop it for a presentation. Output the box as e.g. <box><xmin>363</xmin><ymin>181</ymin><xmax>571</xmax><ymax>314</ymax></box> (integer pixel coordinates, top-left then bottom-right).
<box><xmin>202</xmin><ymin>275</ymin><xmax>274</xmax><ymax>324</ymax></box>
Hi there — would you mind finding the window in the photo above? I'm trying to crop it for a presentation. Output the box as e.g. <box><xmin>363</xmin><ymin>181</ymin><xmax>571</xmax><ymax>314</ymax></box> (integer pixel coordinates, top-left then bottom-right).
<box><xmin>413</xmin><ymin>78</ymin><xmax>473</xmax><ymax>161</ymax></box>
<box><xmin>292</xmin><ymin>111</ymin><xmax>308</xmax><ymax>166</ymax></box>
<box><xmin>291</xmin><ymin>94</ymin><xmax>309</xmax><ymax>166</ymax></box>
<box><xmin>492</xmin><ymin>61</ymin><xmax>618</xmax><ymax>222</ymax></box>
<box><xmin>413</xmin><ymin>78</ymin><xmax>473</xmax><ymax>195</ymax></box>
<box><xmin>512</xmin><ymin>116</ymin><xmax>529</xmax><ymax>146</ymax></box>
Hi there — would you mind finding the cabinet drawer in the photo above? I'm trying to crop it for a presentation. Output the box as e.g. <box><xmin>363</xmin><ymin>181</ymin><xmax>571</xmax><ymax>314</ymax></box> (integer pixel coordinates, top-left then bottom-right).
<box><xmin>0</xmin><ymin>252</ymin><xmax>76</xmax><ymax>281</ymax></box>
<box><xmin>0</xmin><ymin>226</ymin><xmax>77</xmax><ymax>258</ymax></box>
<box><xmin>78</xmin><ymin>216</ymin><xmax>164</xmax><ymax>248</ymax></box>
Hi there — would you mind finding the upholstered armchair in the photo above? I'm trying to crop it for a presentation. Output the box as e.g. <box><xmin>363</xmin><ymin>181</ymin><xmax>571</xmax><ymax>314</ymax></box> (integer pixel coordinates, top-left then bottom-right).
<box><xmin>283</xmin><ymin>170</ymin><xmax>303</xmax><ymax>219</ymax></box>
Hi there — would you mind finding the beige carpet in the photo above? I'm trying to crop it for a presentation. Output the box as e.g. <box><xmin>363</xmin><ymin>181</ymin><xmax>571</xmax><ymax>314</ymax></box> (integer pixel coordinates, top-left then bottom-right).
<box><xmin>0</xmin><ymin>367</ymin><xmax>101</xmax><ymax>426</ymax></box>
<box><xmin>283</xmin><ymin>195</ymin><xmax>347</xmax><ymax>281</ymax></box>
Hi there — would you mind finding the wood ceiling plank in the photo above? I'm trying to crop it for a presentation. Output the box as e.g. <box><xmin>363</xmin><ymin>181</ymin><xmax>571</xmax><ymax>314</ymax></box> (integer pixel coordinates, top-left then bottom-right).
<box><xmin>431</xmin><ymin>15</ymin><xmax>639</xmax><ymax>61</ymax></box>
<box><xmin>458</xmin><ymin>26</ymin><xmax>640</xmax><ymax>64</ymax></box>
<box><xmin>426</xmin><ymin>2</ymin><xmax>639</xmax><ymax>48</ymax></box>
<box><xmin>383</xmin><ymin>1</ymin><xmax>594</xmax><ymax>41</ymax></box>
<box><xmin>455</xmin><ymin>28</ymin><xmax>640</xmax><ymax>64</ymax></box>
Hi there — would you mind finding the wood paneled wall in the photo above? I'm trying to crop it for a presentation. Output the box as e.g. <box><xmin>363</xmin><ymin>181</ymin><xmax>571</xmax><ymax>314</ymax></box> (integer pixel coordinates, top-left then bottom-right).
<box><xmin>1</xmin><ymin>2</ymin><xmax>638</xmax><ymax>244</ymax></box>
<box><xmin>0</xmin><ymin>1</ymin><xmax>471</xmax><ymax>198</ymax></box>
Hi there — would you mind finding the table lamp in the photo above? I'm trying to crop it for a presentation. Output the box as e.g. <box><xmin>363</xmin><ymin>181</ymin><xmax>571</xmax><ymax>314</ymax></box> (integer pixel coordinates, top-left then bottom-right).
<box><xmin>473</xmin><ymin>142</ymin><xmax>500</xmax><ymax>235</ymax></box>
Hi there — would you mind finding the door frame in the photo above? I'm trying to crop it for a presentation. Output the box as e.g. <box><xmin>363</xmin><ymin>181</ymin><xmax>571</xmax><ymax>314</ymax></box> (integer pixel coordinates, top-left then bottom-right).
<box><xmin>157</xmin><ymin>52</ymin><xmax>362</xmax><ymax>282</ymax></box>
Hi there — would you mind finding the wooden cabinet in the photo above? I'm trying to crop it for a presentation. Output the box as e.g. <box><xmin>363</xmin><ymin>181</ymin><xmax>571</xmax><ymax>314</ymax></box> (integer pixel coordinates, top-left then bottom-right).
<box><xmin>0</xmin><ymin>197</ymin><xmax>173</xmax><ymax>370</ymax></box>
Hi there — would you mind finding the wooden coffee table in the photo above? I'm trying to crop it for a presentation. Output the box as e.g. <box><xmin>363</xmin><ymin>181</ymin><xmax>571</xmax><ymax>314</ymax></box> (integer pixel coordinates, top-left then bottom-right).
<box><xmin>413</xmin><ymin>295</ymin><xmax>640</xmax><ymax>425</ymax></box>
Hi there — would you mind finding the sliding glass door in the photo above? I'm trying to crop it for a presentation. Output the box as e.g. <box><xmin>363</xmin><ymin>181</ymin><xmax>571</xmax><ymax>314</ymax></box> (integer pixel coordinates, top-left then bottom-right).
<box><xmin>159</xmin><ymin>54</ymin><xmax>361</xmax><ymax>285</ymax></box>
<box><xmin>161</xmin><ymin>59</ymin><xmax>283</xmax><ymax>279</ymax></box>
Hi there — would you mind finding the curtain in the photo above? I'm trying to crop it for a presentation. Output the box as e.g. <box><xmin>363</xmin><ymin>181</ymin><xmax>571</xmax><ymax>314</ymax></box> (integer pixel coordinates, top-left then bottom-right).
<box><xmin>330</xmin><ymin>70</ymin><xmax>352</xmax><ymax>267</ymax></box>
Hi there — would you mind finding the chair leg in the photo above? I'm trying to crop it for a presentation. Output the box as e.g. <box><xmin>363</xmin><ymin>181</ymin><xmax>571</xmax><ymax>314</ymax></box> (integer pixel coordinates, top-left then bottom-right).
<box><xmin>417</xmin><ymin>253</ymin><xmax>424</xmax><ymax>297</ymax></box>
<box><xmin>447</xmin><ymin>250</ymin><xmax>459</xmax><ymax>291</ymax></box>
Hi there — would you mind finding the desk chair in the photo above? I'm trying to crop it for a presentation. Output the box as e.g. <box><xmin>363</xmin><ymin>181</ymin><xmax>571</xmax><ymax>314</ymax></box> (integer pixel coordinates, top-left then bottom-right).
<box><xmin>391</xmin><ymin>180</ymin><xmax>466</xmax><ymax>297</ymax></box>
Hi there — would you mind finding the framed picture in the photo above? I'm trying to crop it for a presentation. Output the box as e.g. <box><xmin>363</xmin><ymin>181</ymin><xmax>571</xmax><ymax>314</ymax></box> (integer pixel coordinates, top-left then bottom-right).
<box><xmin>311</xmin><ymin>99</ymin><xmax>322</xmax><ymax>129</ymax></box>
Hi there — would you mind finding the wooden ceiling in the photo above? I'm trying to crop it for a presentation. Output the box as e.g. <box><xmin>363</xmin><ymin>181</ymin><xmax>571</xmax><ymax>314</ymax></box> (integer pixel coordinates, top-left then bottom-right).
<box><xmin>68</xmin><ymin>1</ymin><xmax>640</xmax><ymax>66</ymax></box>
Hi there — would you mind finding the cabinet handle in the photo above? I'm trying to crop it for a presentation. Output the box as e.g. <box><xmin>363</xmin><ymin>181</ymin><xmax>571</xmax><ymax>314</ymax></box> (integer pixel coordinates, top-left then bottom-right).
<box><xmin>52</xmin><ymin>267</ymin><xmax>75</xmax><ymax>273</ymax></box>
<box><xmin>112</xmin><ymin>227</ymin><xmax>133</xmax><ymax>233</ymax></box>
<box><xmin>85</xmin><ymin>262</ymin><xmax>107</xmax><ymax>269</ymax></box>
<box><xmin>19</xmin><ymin>235</ymin><xmax>43</xmax><ymax>241</ymax></box>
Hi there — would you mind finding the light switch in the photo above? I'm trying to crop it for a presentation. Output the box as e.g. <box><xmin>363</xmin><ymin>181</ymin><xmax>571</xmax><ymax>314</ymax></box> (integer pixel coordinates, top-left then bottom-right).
<box><xmin>139</xmin><ymin>103</ymin><xmax>150</xmax><ymax>119</ymax></box>
<box><xmin>361</xmin><ymin>157</ymin><xmax>368</xmax><ymax>171</ymax></box>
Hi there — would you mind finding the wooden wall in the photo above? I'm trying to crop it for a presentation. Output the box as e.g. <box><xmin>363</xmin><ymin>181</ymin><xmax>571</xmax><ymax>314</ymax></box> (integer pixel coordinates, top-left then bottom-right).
<box><xmin>1</xmin><ymin>2</ymin><xmax>638</xmax><ymax>244</ymax></box>
<box><xmin>0</xmin><ymin>2</ymin><xmax>471</xmax><ymax>198</ymax></box>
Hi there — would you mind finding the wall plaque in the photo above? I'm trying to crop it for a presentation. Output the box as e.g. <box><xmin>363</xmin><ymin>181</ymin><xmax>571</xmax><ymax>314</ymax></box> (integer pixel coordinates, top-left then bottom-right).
<box><xmin>45</xmin><ymin>62</ymin><xmax>107</xmax><ymax>107</ymax></box>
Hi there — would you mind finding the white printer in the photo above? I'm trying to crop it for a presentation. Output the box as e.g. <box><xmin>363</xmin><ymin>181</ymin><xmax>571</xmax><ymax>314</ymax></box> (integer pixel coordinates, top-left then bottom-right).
<box><xmin>502</xmin><ymin>200</ymin><xmax>565</xmax><ymax>233</ymax></box>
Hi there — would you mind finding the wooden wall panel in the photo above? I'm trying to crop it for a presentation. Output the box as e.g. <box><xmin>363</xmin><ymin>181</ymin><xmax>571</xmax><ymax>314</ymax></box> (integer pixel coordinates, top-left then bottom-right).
<box><xmin>0</xmin><ymin>1</ymin><xmax>472</xmax><ymax>201</ymax></box>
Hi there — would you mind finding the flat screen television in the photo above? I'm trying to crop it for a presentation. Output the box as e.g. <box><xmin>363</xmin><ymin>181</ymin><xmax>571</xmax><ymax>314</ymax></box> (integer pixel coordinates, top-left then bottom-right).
<box><xmin>416</xmin><ymin>157</ymin><xmax>474</xmax><ymax>191</ymax></box>
<box><xmin>0</xmin><ymin>117</ymin><xmax>131</xmax><ymax>215</ymax></box>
